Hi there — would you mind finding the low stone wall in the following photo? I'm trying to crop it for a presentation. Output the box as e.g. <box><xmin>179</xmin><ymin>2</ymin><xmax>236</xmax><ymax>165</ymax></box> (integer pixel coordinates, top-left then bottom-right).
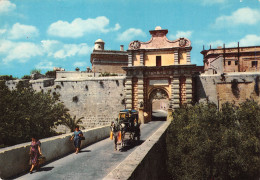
<box><xmin>104</xmin><ymin>121</ymin><xmax>171</xmax><ymax>180</ymax></box>
<box><xmin>0</xmin><ymin>126</ymin><xmax>110</xmax><ymax>179</ymax></box>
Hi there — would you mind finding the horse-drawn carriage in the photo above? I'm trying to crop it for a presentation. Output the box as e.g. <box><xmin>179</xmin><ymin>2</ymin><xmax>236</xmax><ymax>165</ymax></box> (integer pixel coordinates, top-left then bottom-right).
<box><xmin>118</xmin><ymin>109</ymin><xmax>140</xmax><ymax>148</ymax></box>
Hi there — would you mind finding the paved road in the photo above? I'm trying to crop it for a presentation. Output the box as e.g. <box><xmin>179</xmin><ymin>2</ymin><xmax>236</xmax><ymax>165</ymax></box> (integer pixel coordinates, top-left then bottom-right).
<box><xmin>15</xmin><ymin>121</ymin><xmax>165</xmax><ymax>180</ymax></box>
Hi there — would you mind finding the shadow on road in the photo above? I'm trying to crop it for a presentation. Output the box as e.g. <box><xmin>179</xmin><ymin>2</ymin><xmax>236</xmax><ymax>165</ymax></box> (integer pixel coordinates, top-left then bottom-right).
<box><xmin>79</xmin><ymin>150</ymin><xmax>91</xmax><ymax>153</ymax></box>
<box><xmin>119</xmin><ymin>140</ymin><xmax>144</xmax><ymax>152</ymax></box>
<box><xmin>152</xmin><ymin>110</ymin><xmax>167</xmax><ymax>121</ymax></box>
<box><xmin>38</xmin><ymin>166</ymin><xmax>54</xmax><ymax>172</ymax></box>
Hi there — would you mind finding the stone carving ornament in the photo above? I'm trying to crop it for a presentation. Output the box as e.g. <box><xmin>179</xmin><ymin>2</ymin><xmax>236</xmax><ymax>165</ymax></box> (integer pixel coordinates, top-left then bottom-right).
<box><xmin>129</xmin><ymin>41</ymin><xmax>141</xmax><ymax>50</ymax></box>
<box><xmin>179</xmin><ymin>38</ymin><xmax>187</xmax><ymax>47</ymax></box>
<box><xmin>150</xmin><ymin>89</ymin><xmax>168</xmax><ymax>100</ymax></box>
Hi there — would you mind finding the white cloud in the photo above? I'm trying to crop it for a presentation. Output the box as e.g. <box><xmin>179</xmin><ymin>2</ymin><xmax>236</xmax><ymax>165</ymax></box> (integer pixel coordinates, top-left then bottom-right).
<box><xmin>169</xmin><ymin>30</ymin><xmax>192</xmax><ymax>40</ymax></box>
<box><xmin>239</xmin><ymin>34</ymin><xmax>260</xmax><ymax>46</ymax></box>
<box><xmin>8</xmin><ymin>23</ymin><xmax>39</xmax><ymax>39</ymax></box>
<box><xmin>117</xmin><ymin>28</ymin><xmax>146</xmax><ymax>42</ymax></box>
<box><xmin>73</xmin><ymin>61</ymin><xmax>87</xmax><ymax>67</ymax></box>
<box><xmin>214</xmin><ymin>7</ymin><xmax>260</xmax><ymax>27</ymax></box>
<box><xmin>207</xmin><ymin>34</ymin><xmax>260</xmax><ymax>49</ymax></box>
<box><xmin>0</xmin><ymin>29</ymin><xmax>6</xmax><ymax>35</ymax></box>
<box><xmin>0</xmin><ymin>0</ymin><xmax>16</xmax><ymax>14</ymax></box>
<box><xmin>47</xmin><ymin>16</ymin><xmax>120</xmax><ymax>38</ymax></box>
<box><xmin>35</xmin><ymin>61</ymin><xmax>53</xmax><ymax>70</ymax></box>
<box><xmin>41</xmin><ymin>40</ymin><xmax>92</xmax><ymax>59</ymax></box>
<box><xmin>0</xmin><ymin>40</ymin><xmax>43</xmax><ymax>63</ymax></box>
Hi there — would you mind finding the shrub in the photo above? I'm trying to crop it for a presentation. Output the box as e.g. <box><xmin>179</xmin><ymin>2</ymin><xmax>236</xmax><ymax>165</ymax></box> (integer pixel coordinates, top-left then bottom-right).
<box><xmin>45</xmin><ymin>70</ymin><xmax>56</xmax><ymax>78</ymax></box>
<box><xmin>22</xmin><ymin>75</ymin><xmax>31</xmax><ymax>80</ymax></box>
<box><xmin>166</xmin><ymin>100</ymin><xmax>260</xmax><ymax>180</ymax></box>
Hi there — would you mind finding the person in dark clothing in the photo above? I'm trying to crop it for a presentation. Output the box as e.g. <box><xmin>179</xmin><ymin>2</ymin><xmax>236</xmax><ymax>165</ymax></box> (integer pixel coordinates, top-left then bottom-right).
<box><xmin>29</xmin><ymin>136</ymin><xmax>42</xmax><ymax>174</ymax></box>
<box><xmin>70</xmin><ymin>126</ymin><xmax>83</xmax><ymax>154</ymax></box>
<box><xmin>133</xmin><ymin>119</ymin><xmax>140</xmax><ymax>141</ymax></box>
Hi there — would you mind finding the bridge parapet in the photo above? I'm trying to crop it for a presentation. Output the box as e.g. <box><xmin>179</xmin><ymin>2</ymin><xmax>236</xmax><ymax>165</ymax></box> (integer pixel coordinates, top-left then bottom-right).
<box><xmin>0</xmin><ymin>126</ymin><xmax>110</xmax><ymax>179</ymax></box>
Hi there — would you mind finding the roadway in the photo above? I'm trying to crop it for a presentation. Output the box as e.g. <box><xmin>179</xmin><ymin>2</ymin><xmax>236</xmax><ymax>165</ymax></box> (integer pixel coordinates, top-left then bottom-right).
<box><xmin>15</xmin><ymin>120</ymin><xmax>166</xmax><ymax>180</ymax></box>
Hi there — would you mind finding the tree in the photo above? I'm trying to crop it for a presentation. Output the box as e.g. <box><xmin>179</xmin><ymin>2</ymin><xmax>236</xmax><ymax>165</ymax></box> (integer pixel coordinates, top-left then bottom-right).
<box><xmin>0</xmin><ymin>80</ymin><xmax>69</xmax><ymax>147</ymax></box>
<box><xmin>166</xmin><ymin>101</ymin><xmax>260</xmax><ymax>180</ymax></box>
<box><xmin>30</xmin><ymin>69</ymin><xmax>41</xmax><ymax>74</ymax></box>
<box><xmin>61</xmin><ymin>114</ymin><xmax>85</xmax><ymax>132</ymax></box>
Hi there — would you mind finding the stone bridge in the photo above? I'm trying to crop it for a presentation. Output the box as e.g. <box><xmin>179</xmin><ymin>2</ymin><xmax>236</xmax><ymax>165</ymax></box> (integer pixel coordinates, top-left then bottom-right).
<box><xmin>0</xmin><ymin>121</ymin><xmax>170</xmax><ymax>180</ymax></box>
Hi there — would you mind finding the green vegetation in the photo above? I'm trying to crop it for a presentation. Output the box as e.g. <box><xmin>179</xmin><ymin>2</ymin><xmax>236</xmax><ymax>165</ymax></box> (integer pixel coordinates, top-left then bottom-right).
<box><xmin>30</xmin><ymin>68</ymin><xmax>41</xmax><ymax>74</ymax></box>
<box><xmin>0</xmin><ymin>80</ymin><xmax>69</xmax><ymax>148</ymax></box>
<box><xmin>0</xmin><ymin>75</ymin><xmax>17</xmax><ymax>80</ymax></box>
<box><xmin>61</xmin><ymin>114</ymin><xmax>85</xmax><ymax>132</ymax></box>
<box><xmin>167</xmin><ymin>101</ymin><xmax>260</xmax><ymax>180</ymax></box>
<box><xmin>99</xmin><ymin>72</ymin><xmax>118</xmax><ymax>77</ymax></box>
<box><xmin>45</xmin><ymin>70</ymin><xmax>56</xmax><ymax>78</ymax></box>
<box><xmin>21</xmin><ymin>75</ymin><xmax>31</xmax><ymax>79</ymax></box>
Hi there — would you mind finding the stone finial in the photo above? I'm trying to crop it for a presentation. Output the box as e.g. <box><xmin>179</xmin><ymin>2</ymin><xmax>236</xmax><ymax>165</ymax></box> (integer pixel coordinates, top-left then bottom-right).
<box><xmin>155</xmin><ymin>26</ymin><xmax>162</xmax><ymax>30</ymax></box>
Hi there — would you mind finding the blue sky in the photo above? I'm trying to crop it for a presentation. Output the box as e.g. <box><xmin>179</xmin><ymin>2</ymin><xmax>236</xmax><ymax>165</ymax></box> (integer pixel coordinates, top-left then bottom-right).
<box><xmin>0</xmin><ymin>0</ymin><xmax>260</xmax><ymax>78</ymax></box>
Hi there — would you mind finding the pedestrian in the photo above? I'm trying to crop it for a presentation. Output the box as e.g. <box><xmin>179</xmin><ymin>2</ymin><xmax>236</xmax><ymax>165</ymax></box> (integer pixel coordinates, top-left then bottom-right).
<box><xmin>29</xmin><ymin>135</ymin><xmax>42</xmax><ymax>174</ymax></box>
<box><xmin>134</xmin><ymin>119</ymin><xmax>140</xmax><ymax>141</ymax></box>
<box><xmin>110</xmin><ymin>120</ymin><xmax>120</xmax><ymax>151</ymax></box>
<box><xmin>70</xmin><ymin>125</ymin><xmax>83</xmax><ymax>154</ymax></box>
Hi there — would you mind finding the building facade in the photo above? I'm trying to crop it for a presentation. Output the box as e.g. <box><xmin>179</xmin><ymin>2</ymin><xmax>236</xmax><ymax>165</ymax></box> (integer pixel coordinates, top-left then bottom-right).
<box><xmin>202</xmin><ymin>45</ymin><xmax>260</xmax><ymax>74</ymax></box>
<box><xmin>123</xmin><ymin>26</ymin><xmax>203</xmax><ymax>122</ymax></box>
<box><xmin>90</xmin><ymin>39</ymin><xmax>128</xmax><ymax>74</ymax></box>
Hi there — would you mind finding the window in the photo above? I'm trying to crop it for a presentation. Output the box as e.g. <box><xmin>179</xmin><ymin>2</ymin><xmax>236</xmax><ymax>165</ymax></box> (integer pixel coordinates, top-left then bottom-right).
<box><xmin>228</xmin><ymin>61</ymin><xmax>231</xmax><ymax>65</ymax></box>
<box><xmin>235</xmin><ymin>61</ymin><xmax>238</xmax><ymax>65</ymax></box>
<box><xmin>156</xmin><ymin>56</ymin><xmax>161</xmax><ymax>66</ymax></box>
<box><xmin>252</xmin><ymin>61</ymin><xmax>258</xmax><ymax>67</ymax></box>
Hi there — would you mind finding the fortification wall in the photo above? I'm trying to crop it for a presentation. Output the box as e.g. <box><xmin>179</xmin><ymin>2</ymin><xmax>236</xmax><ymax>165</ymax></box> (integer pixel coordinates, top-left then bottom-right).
<box><xmin>5</xmin><ymin>76</ymin><xmax>126</xmax><ymax>132</ymax></box>
<box><xmin>197</xmin><ymin>72</ymin><xmax>260</xmax><ymax>107</ymax></box>
<box><xmin>53</xmin><ymin>76</ymin><xmax>126</xmax><ymax>131</ymax></box>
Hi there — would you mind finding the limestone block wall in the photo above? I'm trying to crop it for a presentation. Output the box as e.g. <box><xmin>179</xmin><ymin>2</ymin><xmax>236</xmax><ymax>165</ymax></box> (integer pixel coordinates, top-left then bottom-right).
<box><xmin>0</xmin><ymin>125</ymin><xmax>110</xmax><ymax>179</ymax></box>
<box><xmin>196</xmin><ymin>72</ymin><xmax>260</xmax><ymax>107</ymax></box>
<box><xmin>5</xmin><ymin>76</ymin><xmax>126</xmax><ymax>131</ymax></box>
<box><xmin>53</xmin><ymin>76</ymin><xmax>126</xmax><ymax>130</ymax></box>
<box><xmin>196</xmin><ymin>74</ymin><xmax>220</xmax><ymax>105</ymax></box>
<box><xmin>56</xmin><ymin>71</ymin><xmax>100</xmax><ymax>79</ymax></box>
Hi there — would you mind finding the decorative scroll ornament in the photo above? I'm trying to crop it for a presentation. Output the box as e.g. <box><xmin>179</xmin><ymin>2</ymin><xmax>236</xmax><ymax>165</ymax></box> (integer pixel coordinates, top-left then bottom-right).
<box><xmin>150</xmin><ymin>89</ymin><xmax>168</xmax><ymax>100</ymax></box>
<box><xmin>179</xmin><ymin>38</ymin><xmax>187</xmax><ymax>47</ymax></box>
<box><xmin>129</xmin><ymin>41</ymin><xmax>141</xmax><ymax>50</ymax></box>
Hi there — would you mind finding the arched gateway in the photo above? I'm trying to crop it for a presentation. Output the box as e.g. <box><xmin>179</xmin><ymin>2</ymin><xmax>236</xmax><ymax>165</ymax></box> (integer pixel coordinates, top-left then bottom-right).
<box><xmin>149</xmin><ymin>88</ymin><xmax>169</xmax><ymax>121</ymax></box>
<box><xmin>122</xmin><ymin>26</ymin><xmax>203</xmax><ymax>123</ymax></box>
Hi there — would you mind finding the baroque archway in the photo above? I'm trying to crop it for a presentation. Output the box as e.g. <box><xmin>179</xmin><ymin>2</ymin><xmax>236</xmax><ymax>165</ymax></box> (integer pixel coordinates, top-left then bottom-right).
<box><xmin>149</xmin><ymin>88</ymin><xmax>169</xmax><ymax>121</ymax></box>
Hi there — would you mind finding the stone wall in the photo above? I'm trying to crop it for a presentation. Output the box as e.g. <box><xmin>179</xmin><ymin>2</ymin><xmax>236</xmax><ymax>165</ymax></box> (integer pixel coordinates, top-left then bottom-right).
<box><xmin>5</xmin><ymin>76</ymin><xmax>126</xmax><ymax>132</ymax></box>
<box><xmin>53</xmin><ymin>76</ymin><xmax>126</xmax><ymax>131</ymax></box>
<box><xmin>0</xmin><ymin>125</ymin><xmax>110</xmax><ymax>179</ymax></box>
<box><xmin>197</xmin><ymin>72</ymin><xmax>260</xmax><ymax>107</ymax></box>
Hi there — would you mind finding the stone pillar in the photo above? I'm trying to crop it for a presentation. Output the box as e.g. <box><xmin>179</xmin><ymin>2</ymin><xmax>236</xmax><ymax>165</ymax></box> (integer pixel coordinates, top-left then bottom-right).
<box><xmin>125</xmin><ymin>78</ymin><xmax>132</xmax><ymax>109</ymax></box>
<box><xmin>186</xmin><ymin>50</ymin><xmax>191</xmax><ymax>64</ymax></box>
<box><xmin>172</xmin><ymin>76</ymin><xmax>180</xmax><ymax>109</ymax></box>
<box><xmin>137</xmin><ymin>77</ymin><xmax>144</xmax><ymax>108</ymax></box>
<box><xmin>174</xmin><ymin>49</ymin><xmax>179</xmax><ymax>65</ymax></box>
<box><xmin>140</xmin><ymin>51</ymin><xmax>144</xmax><ymax>66</ymax></box>
<box><xmin>128</xmin><ymin>52</ymin><xmax>133</xmax><ymax>67</ymax></box>
<box><xmin>139</xmin><ymin>107</ymin><xmax>144</xmax><ymax>124</ymax></box>
<box><xmin>185</xmin><ymin>76</ymin><xmax>193</xmax><ymax>104</ymax></box>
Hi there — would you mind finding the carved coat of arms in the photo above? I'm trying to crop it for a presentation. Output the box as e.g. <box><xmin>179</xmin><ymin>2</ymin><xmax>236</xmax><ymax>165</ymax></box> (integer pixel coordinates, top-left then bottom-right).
<box><xmin>129</xmin><ymin>41</ymin><xmax>141</xmax><ymax>50</ymax></box>
<box><xmin>179</xmin><ymin>38</ymin><xmax>187</xmax><ymax>47</ymax></box>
